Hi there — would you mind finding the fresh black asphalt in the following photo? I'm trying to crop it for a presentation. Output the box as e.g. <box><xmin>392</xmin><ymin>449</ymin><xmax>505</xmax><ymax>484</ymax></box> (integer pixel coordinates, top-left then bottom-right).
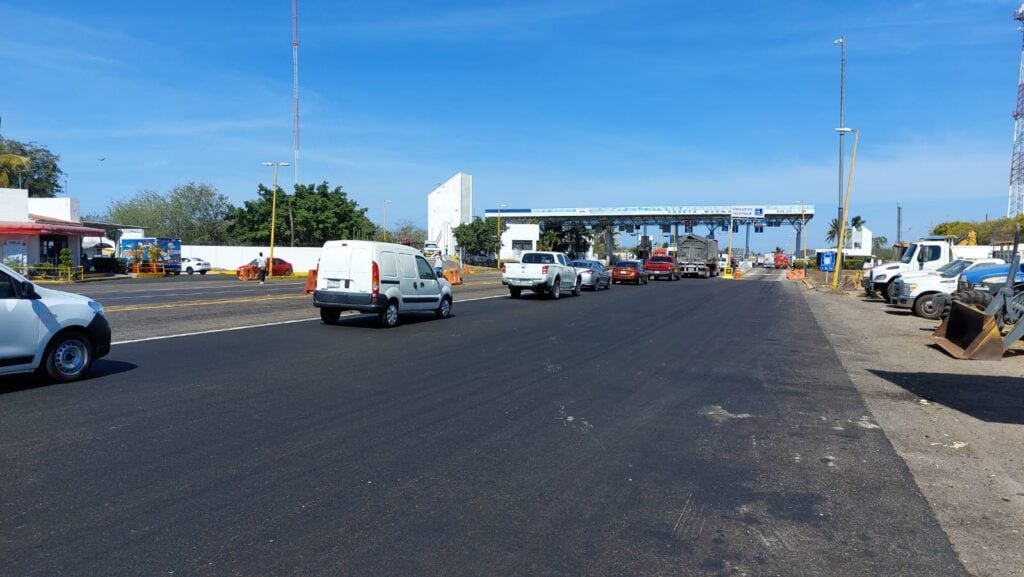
<box><xmin>0</xmin><ymin>278</ymin><xmax>967</xmax><ymax>576</ymax></box>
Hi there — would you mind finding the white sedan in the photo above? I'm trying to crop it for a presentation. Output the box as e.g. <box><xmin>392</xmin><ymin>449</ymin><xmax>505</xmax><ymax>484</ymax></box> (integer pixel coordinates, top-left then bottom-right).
<box><xmin>181</xmin><ymin>257</ymin><xmax>211</xmax><ymax>275</ymax></box>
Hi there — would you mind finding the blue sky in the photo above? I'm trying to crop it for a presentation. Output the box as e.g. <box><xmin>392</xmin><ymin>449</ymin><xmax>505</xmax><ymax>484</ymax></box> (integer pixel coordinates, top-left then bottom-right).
<box><xmin>1</xmin><ymin>0</ymin><xmax>1017</xmax><ymax>252</ymax></box>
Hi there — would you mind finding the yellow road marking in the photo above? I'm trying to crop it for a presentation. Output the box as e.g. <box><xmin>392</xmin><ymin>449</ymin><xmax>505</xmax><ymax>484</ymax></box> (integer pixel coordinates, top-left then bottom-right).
<box><xmin>105</xmin><ymin>294</ymin><xmax>309</xmax><ymax>313</ymax></box>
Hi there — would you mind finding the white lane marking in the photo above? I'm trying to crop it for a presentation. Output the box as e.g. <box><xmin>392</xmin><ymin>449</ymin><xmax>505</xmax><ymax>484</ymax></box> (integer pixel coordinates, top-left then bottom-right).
<box><xmin>112</xmin><ymin>317</ymin><xmax>322</xmax><ymax>345</ymax></box>
<box><xmin>111</xmin><ymin>293</ymin><xmax>506</xmax><ymax>345</ymax></box>
<box><xmin>455</xmin><ymin>294</ymin><xmax>506</xmax><ymax>303</ymax></box>
<box><xmin>100</xmin><ymin>287</ymin><xmax>298</xmax><ymax>301</ymax></box>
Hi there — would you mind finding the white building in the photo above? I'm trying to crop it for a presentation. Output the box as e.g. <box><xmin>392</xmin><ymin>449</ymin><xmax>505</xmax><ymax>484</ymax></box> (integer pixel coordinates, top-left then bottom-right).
<box><xmin>848</xmin><ymin>225</ymin><xmax>873</xmax><ymax>257</ymax></box>
<box><xmin>500</xmin><ymin>223</ymin><xmax>540</xmax><ymax>261</ymax></box>
<box><xmin>0</xmin><ymin>188</ymin><xmax>103</xmax><ymax>270</ymax></box>
<box><xmin>427</xmin><ymin>172</ymin><xmax>473</xmax><ymax>256</ymax></box>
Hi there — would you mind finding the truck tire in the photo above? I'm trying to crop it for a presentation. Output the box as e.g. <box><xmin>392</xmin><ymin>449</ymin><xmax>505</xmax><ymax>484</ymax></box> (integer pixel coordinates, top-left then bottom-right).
<box><xmin>550</xmin><ymin>278</ymin><xmax>561</xmax><ymax>299</ymax></box>
<box><xmin>865</xmin><ymin>284</ymin><xmax>877</xmax><ymax>298</ymax></box>
<box><xmin>509</xmin><ymin>287</ymin><xmax>521</xmax><ymax>299</ymax></box>
<box><xmin>912</xmin><ymin>294</ymin><xmax>941</xmax><ymax>320</ymax></box>
<box><xmin>886</xmin><ymin>281</ymin><xmax>898</xmax><ymax>303</ymax></box>
<box><xmin>943</xmin><ymin>290</ymin><xmax>993</xmax><ymax>319</ymax></box>
<box><xmin>572</xmin><ymin>278</ymin><xmax>582</xmax><ymax>296</ymax></box>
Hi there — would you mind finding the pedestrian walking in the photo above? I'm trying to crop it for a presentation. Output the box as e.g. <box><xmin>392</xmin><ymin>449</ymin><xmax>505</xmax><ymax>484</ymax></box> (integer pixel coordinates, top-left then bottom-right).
<box><xmin>434</xmin><ymin>253</ymin><xmax>444</xmax><ymax>278</ymax></box>
<box><xmin>256</xmin><ymin>252</ymin><xmax>268</xmax><ymax>284</ymax></box>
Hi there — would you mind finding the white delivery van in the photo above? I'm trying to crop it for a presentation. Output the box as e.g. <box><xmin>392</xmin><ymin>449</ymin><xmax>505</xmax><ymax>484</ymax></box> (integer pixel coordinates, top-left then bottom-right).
<box><xmin>313</xmin><ymin>241</ymin><xmax>453</xmax><ymax>328</ymax></box>
<box><xmin>0</xmin><ymin>262</ymin><xmax>112</xmax><ymax>382</ymax></box>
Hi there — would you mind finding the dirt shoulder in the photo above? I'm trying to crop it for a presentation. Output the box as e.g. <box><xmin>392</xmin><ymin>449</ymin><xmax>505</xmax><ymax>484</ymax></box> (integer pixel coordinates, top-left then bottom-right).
<box><xmin>799</xmin><ymin>284</ymin><xmax>1024</xmax><ymax>577</ymax></box>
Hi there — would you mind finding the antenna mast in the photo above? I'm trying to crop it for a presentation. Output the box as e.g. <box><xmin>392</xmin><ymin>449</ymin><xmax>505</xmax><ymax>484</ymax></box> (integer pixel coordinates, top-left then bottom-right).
<box><xmin>1008</xmin><ymin>5</ymin><xmax>1024</xmax><ymax>217</ymax></box>
<box><xmin>292</xmin><ymin>0</ymin><xmax>300</xmax><ymax>185</ymax></box>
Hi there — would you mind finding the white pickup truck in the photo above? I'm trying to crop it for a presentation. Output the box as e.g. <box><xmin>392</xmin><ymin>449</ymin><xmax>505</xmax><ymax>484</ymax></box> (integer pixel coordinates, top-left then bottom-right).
<box><xmin>891</xmin><ymin>258</ymin><xmax>1003</xmax><ymax>319</ymax></box>
<box><xmin>501</xmin><ymin>251</ymin><xmax>581</xmax><ymax>299</ymax></box>
<box><xmin>863</xmin><ymin>236</ymin><xmax>995</xmax><ymax>299</ymax></box>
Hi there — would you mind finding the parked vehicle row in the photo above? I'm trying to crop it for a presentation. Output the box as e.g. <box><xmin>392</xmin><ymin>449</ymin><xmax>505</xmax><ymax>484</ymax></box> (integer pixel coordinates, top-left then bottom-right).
<box><xmin>863</xmin><ymin>228</ymin><xmax>1024</xmax><ymax>360</ymax></box>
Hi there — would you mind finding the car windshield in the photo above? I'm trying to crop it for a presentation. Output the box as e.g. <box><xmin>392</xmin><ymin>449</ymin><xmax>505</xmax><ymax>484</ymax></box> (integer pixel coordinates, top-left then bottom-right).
<box><xmin>616</xmin><ymin>262</ymin><xmax>637</xmax><ymax>269</ymax></box>
<box><xmin>940</xmin><ymin>260</ymin><xmax>973</xmax><ymax>278</ymax></box>
<box><xmin>651</xmin><ymin>256</ymin><xmax>672</xmax><ymax>263</ymax></box>
<box><xmin>899</xmin><ymin>244</ymin><xmax>919</xmax><ymax>264</ymax></box>
<box><xmin>572</xmin><ymin>261</ymin><xmax>592</xmax><ymax>268</ymax></box>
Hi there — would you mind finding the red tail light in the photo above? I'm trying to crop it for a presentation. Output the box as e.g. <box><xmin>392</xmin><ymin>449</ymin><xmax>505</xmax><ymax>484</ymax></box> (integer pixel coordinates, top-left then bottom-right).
<box><xmin>372</xmin><ymin>261</ymin><xmax>380</xmax><ymax>297</ymax></box>
<box><xmin>542</xmin><ymin>265</ymin><xmax>549</xmax><ymax>274</ymax></box>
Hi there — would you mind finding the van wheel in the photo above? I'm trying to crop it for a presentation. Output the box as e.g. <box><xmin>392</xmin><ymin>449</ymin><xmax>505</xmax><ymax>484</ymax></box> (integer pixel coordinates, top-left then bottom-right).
<box><xmin>436</xmin><ymin>296</ymin><xmax>452</xmax><ymax>319</ymax></box>
<box><xmin>379</xmin><ymin>300</ymin><xmax>400</xmax><ymax>328</ymax></box>
<box><xmin>320</xmin><ymin>307</ymin><xmax>341</xmax><ymax>325</ymax></box>
<box><xmin>41</xmin><ymin>331</ymin><xmax>93</xmax><ymax>383</ymax></box>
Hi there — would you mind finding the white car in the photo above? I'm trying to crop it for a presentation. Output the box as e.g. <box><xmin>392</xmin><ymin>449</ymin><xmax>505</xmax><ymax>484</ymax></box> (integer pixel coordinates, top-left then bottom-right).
<box><xmin>0</xmin><ymin>262</ymin><xmax>112</xmax><ymax>382</ymax></box>
<box><xmin>181</xmin><ymin>257</ymin><xmax>211</xmax><ymax>275</ymax></box>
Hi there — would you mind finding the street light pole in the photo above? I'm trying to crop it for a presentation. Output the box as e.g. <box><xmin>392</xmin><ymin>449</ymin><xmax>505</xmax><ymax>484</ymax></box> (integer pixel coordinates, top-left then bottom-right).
<box><xmin>383</xmin><ymin>200</ymin><xmax>390</xmax><ymax>241</ymax></box>
<box><xmin>261</xmin><ymin>161</ymin><xmax>290</xmax><ymax>278</ymax></box>
<box><xmin>800</xmin><ymin>200</ymin><xmax>806</xmax><ymax>260</ymax></box>
<box><xmin>496</xmin><ymin>204</ymin><xmax>506</xmax><ymax>269</ymax></box>
<box><xmin>832</xmin><ymin>128</ymin><xmax>860</xmax><ymax>293</ymax></box>
<box><xmin>835</xmin><ymin>35</ymin><xmax>847</xmax><ymax>242</ymax></box>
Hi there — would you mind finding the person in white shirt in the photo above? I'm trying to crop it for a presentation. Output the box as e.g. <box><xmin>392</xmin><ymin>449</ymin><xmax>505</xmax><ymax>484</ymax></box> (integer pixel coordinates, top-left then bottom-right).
<box><xmin>256</xmin><ymin>252</ymin><xmax>268</xmax><ymax>284</ymax></box>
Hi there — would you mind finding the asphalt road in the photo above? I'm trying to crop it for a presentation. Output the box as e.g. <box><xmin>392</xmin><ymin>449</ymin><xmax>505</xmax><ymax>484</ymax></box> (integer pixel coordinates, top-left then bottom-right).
<box><xmin>0</xmin><ymin>275</ymin><xmax>966</xmax><ymax>576</ymax></box>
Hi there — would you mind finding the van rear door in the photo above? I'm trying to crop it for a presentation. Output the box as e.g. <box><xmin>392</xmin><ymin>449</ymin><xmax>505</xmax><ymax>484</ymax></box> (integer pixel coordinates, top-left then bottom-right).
<box><xmin>319</xmin><ymin>243</ymin><xmax>372</xmax><ymax>293</ymax></box>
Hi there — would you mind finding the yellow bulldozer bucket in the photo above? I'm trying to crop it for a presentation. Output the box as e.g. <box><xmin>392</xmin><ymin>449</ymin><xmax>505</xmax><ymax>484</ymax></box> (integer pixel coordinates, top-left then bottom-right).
<box><xmin>932</xmin><ymin>301</ymin><xmax>1005</xmax><ymax>360</ymax></box>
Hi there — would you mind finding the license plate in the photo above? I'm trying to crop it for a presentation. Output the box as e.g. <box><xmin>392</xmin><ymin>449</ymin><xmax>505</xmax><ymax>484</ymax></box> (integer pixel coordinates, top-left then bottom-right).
<box><xmin>326</xmin><ymin>280</ymin><xmax>341</xmax><ymax>289</ymax></box>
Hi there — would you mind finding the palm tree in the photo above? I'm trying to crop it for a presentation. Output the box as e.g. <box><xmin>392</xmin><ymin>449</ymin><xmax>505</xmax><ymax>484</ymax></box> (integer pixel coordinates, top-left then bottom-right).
<box><xmin>825</xmin><ymin>218</ymin><xmax>855</xmax><ymax>247</ymax></box>
<box><xmin>850</xmin><ymin>215</ymin><xmax>866</xmax><ymax>230</ymax></box>
<box><xmin>0</xmin><ymin>154</ymin><xmax>30</xmax><ymax>188</ymax></box>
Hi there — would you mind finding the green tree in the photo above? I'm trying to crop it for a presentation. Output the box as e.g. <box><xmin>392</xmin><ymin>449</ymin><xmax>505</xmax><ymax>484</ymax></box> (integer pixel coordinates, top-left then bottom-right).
<box><xmin>106</xmin><ymin>190</ymin><xmax>172</xmax><ymax>236</ymax></box>
<box><xmin>163</xmin><ymin>182</ymin><xmax>235</xmax><ymax>244</ymax></box>
<box><xmin>229</xmin><ymin>181</ymin><xmax>373</xmax><ymax>247</ymax></box>
<box><xmin>392</xmin><ymin>219</ymin><xmax>427</xmax><ymax>247</ymax></box>
<box><xmin>850</xmin><ymin>215</ymin><xmax>866</xmax><ymax>230</ymax></box>
<box><xmin>452</xmin><ymin>217</ymin><xmax>505</xmax><ymax>255</ymax></box>
<box><xmin>592</xmin><ymin>228</ymin><xmax>619</xmax><ymax>262</ymax></box>
<box><xmin>825</xmin><ymin>218</ymin><xmax>852</xmax><ymax>246</ymax></box>
<box><xmin>0</xmin><ymin>137</ymin><xmax>64</xmax><ymax>197</ymax></box>
<box><xmin>0</xmin><ymin>153</ymin><xmax>30</xmax><ymax>188</ymax></box>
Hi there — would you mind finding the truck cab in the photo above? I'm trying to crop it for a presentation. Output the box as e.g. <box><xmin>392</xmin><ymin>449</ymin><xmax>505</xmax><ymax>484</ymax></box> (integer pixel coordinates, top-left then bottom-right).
<box><xmin>863</xmin><ymin>236</ymin><xmax>993</xmax><ymax>299</ymax></box>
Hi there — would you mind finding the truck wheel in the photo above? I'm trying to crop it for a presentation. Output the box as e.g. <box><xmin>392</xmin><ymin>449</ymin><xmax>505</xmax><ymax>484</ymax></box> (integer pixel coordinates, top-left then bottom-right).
<box><xmin>913</xmin><ymin>294</ymin><xmax>941</xmax><ymax>320</ymax></box>
<box><xmin>379</xmin><ymin>300</ymin><xmax>400</xmax><ymax>328</ymax></box>
<box><xmin>550</xmin><ymin>278</ymin><xmax>561</xmax><ymax>299</ymax></box>
<box><xmin>865</xmin><ymin>284</ymin><xmax>877</xmax><ymax>298</ymax></box>
<box><xmin>320</xmin><ymin>307</ymin><xmax>341</xmax><ymax>325</ymax></box>
<box><xmin>886</xmin><ymin>281</ymin><xmax>898</xmax><ymax>303</ymax></box>
<box><xmin>435</xmin><ymin>296</ymin><xmax>452</xmax><ymax>319</ymax></box>
<box><xmin>41</xmin><ymin>331</ymin><xmax>93</xmax><ymax>383</ymax></box>
<box><xmin>572</xmin><ymin>278</ymin><xmax>582</xmax><ymax>296</ymax></box>
<box><xmin>510</xmin><ymin>287</ymin><xmax>521</xmax><ymax>299</ymax></box>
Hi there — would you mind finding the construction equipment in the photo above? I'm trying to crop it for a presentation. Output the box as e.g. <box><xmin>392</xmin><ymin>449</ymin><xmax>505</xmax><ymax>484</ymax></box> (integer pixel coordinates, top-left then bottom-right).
<box><xmin>933</xmin><ymin>225</ymin><xmax>1024</xmax><ymax>360</ymax></box>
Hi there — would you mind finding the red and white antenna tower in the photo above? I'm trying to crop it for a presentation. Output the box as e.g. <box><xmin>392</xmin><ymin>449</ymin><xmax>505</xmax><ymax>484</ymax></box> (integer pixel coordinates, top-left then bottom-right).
<box><xmin>1008</xmin><ymin>4</ymin><xmax>1024</xmax><ymax>217</ymax></box>
<box><xmin>292</xmin><ymin>0</ymin><xmax>300</xmax><ymax>185</ymax></box>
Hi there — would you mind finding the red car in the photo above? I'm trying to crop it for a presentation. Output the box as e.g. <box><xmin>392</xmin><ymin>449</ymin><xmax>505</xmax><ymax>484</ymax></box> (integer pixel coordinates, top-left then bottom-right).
<box><xmin>237</xmin><ymin>257</ymin><xmax>294</xmax><ymax>277</ymax></box>
<box><xmin>611</xmin><ymin>261</ymin><xmax>648</xmax><ymax>285</ymax></box>
<box><xmin>643</xmin><ymin>255</ymin><xmax>679</xmax><ymax>281</ymax></box>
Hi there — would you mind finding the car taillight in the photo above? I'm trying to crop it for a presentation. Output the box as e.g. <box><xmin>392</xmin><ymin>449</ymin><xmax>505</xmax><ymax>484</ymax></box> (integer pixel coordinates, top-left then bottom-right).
<box><xmin>372</xmin><ymin>261</ymin><xmax>380</xmax><ymax>296</ymax></box>
<box><xmin>583</xmin><ymin>269</ymin><xmax>593</xmax><ymax>274</ymax></box>
<box><xmin>542</xmin><ymin>265</ymin><xmax>549</xmax><ymax>274</ymax></box>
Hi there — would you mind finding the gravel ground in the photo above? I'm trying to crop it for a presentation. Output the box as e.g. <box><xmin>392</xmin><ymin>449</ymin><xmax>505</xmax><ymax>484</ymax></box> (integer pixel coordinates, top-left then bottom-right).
<box><xmin>800</xmin><ymin>284</ymin><xmax>1024</xmax><ymax>577</ymax></box>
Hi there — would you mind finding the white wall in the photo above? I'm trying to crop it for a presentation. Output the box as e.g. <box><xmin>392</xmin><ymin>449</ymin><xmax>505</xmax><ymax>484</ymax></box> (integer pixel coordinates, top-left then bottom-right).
<box><xmin>0</xmin><ymin>188</ymin><xmax>29</xmax><ymax>221</ymax></box>
<box><xmin>499</xmin><ymin>223</ymin><xmax>539</xmax><ymax>260</ymax></box>
<box><xmin>182</xmin><ymin>245</ymin><xmax>323</xmax><ymax>271</ymax></box>
<box><xmin>28</xmin><ymin>197</ymin><xmax>79</xmax><ymax>222</ymax></box>
<box><xmin>427</xmin><ymin>172</ymin><xmax>473</xmax><ymax>255</ymax></box>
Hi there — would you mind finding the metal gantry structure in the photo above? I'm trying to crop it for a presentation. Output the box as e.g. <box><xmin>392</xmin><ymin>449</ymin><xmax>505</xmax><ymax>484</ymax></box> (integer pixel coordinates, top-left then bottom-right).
<box><xmin>482</xmin><ymin>205</ymin><xmax>815</xmax><ymax>260</ymax></box>
<box><xmin>1009</xmin><ymin>4</ymin><xmax>1024</xmax><ymax>218</ymax></box>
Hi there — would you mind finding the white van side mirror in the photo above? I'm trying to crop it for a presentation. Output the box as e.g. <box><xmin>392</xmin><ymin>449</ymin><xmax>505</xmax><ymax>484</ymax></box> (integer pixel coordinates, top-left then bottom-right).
<box><xmin>20</xmin><ymin>281</ymin><xmax>39</xmax><ymax>299</ymax></box>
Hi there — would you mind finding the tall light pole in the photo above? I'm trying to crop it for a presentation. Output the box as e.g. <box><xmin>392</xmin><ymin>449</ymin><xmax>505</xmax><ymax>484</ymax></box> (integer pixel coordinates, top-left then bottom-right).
<box><xmin>261</xmin><ymin>161</ymin><xmax>290</xmax><ymax>278</ymax></box>
<box><xmin>795</xmin><ymin>199</ymin><xmax>806</xmax><ymax>260</ymax></box>
<box><xmin>383</xmin><ymin>200</ymin><xmax>390</xmax><ymax>241</ymax></box>
<box><xmin>496</xmin><ymin>204</ymin><xmax>506</xmax><ymax>269</ymax></box>
<box><xmin>834</xmin><ymin>35</ymin><xmax>847</xmax><ymax>242</ymax></box>
<box><xmin>832</xmin><ymin>128</ymin><xmax>860</xmax><ymax>293</ymax></box>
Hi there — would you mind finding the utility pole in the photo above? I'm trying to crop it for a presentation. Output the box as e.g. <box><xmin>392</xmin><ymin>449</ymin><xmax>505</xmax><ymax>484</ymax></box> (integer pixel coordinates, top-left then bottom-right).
<box><xmin>835</xmin><ymin>35</ymin><xmax>847</xmax><ymax>237</ymax></box>
<box><xmin>292</xmin><ymin>0</ymin><xmax>301</xmax><ymax>185</ymax></box>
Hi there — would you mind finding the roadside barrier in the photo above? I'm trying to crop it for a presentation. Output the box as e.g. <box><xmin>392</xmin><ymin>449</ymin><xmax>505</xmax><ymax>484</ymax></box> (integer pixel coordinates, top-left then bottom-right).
<box><xmin>304</xmin><ymin>269</ymin><xmax>318</xmax><ymax>294</ymax></box>
<box><xmin>238</xmin><ymin>266</ymin><xmax>259</xmax><ymax>281</ymax></box>
<box><xmin>786</xmin><ymin>269</ymin><xmax>806</xmax><ymax>281</ymax></box>
<box><xmin>22</xmin><ymin>264</ymin><xmax>85</xmax><ymax>283</ymax></box>
<box><xmin>443</xmin><ymin>268</ymin><xmax>463</xmax><ymax>285</ymax></box>
<box><xmin>733</xmin><ymin>269</ymin><xmax>743</xmax><ymax>279</ymax></box>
